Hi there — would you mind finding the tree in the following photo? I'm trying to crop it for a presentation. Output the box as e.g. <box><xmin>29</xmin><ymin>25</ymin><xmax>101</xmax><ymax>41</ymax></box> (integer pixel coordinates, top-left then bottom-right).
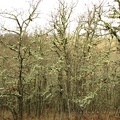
<box><xmin>102</xmin><ymin>0</ymin><xmax>120</xmax><ymax>43</ymax></box>
<box><xmin>0</xmin><ymin>0</ymin><xmax>41</xmax><ymax>120</ymax></box>
<box><xmin>50</xmin><ymin>1</ymin><xmax>76</xmax><ymax>119</ymax></box>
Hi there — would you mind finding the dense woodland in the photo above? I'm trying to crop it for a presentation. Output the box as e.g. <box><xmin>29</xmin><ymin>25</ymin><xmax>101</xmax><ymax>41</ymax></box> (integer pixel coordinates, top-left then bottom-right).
<box><xmin>0</xmin><ymin>0</ymin><xmax>120</xmax><ymax>120</ymax></box>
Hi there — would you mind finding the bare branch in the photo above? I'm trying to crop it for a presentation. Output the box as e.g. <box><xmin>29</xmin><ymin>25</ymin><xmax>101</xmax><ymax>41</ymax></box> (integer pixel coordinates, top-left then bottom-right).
<box><xmin>1</xmin><ymin>25</ymin><xmax>20</xmax><ymax>35</ymax></box>
<box><xmin>21</xmin><ymin>0</ymin><xmax>41</xmax><ymax>33</ymax></box>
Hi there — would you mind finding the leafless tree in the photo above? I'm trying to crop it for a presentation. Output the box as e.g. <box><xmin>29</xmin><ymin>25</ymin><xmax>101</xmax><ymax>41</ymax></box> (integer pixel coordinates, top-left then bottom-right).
<box><xmin>0</xmin><ymin>0</ymin><xmax>41</xmax><ymax>120</ymax></box>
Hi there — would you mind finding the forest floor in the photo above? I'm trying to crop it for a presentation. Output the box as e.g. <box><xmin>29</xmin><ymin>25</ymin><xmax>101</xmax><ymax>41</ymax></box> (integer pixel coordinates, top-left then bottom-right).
<box><xmin>0</xmin><ymin>110</ymin><xmax>120</xmax><ymax>120</ymax></box>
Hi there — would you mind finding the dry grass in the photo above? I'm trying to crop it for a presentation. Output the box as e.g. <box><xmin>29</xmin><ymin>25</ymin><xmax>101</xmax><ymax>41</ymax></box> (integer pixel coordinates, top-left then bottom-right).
<box><xmin>0</xmin><ymin>110</ymin><xmax>120</xmax><ymax>120</ymax></box>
